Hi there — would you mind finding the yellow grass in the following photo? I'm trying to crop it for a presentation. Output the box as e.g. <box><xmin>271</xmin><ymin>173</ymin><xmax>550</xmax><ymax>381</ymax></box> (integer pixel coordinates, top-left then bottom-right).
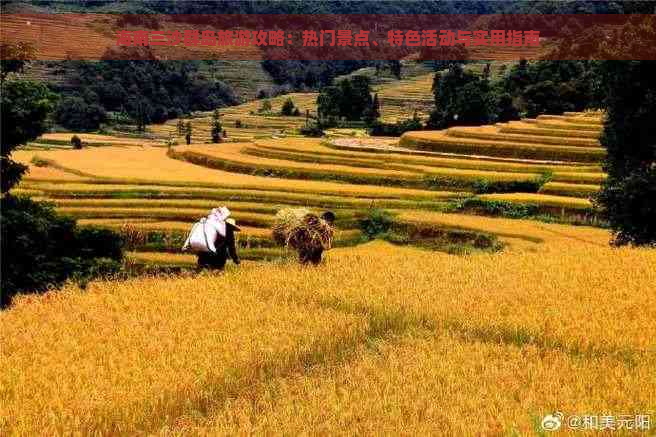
<box><xmin>3</xmin><ymin>239</ymin><xmax>655</xmax><ymax>435</ymax></box>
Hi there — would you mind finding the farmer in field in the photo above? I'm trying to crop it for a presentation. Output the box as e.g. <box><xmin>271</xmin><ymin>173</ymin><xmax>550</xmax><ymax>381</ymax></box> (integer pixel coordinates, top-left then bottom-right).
<box><xmin>197</xmin><ymin>217</ymin><xmax>241</xmax><ymax>270</ymax></box>
<box><xmin>183</xmin><ymin>207</ymin><xmax>241</xmax><ymax>270</ymax></box>
<box><xmin>273</xmin><ymin>209</ymin><xmax>335</xmax><ymax>265</ymax></box>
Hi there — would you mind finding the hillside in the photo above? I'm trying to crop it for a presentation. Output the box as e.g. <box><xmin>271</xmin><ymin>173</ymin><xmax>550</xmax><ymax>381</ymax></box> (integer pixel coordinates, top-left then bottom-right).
<box><xmin>11</xmin><ymin>104</ymin><xmax>606</xmax><ymax>272</ymax></box>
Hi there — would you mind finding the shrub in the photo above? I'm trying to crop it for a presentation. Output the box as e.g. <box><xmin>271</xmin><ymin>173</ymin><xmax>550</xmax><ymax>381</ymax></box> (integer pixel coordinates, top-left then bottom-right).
<box><xmin>1</xmin><ymin>195</ymin><xmax>123</xmax><ymax>308</ymax></box>
<box><xmin>210</xmin><ymin>109</ymin><xmax>222</xmax><ymax>143</ymax></box>
<box><xmin>473</xmin><ymin>173</ymin><xmax>551</xmax><ymax>194</ymax></box>
<box><xmin>454</xmin><ymin>198</ymin><xmax>539</xmax><ymax>218</ymax></box>
<box><xmin>472</xmin><ymin>179</ymin><xmax>542</xmax><ymax>194</ymax></box>
<box><xmin>299</xmin><ymin>123</ymin><xmax>324</xmax><ymax>137</ymax></box>
<box><xmin>281</xmin><ymin>98</ymin><xmax>296</xmax><ymax>116</ymax></box>
<box><xmin>71</xmin><ymin>135</ymin><xmax>83</xmax><ymax>149</ymax></box>
<box><xmin>235</xmin><ymin>119</ymin><xmax>242</xmax><ymax>128</ymax></box>
<box><xmin>369</xmin><ymin>117</ymin><xmax>422</xmax><ymax>137</ymax></box>
<box><xmin>259</xmin><ymin>99</ymin><xmax>272</xmax><ymax>113</ymax></box>
<box><xmin>359</xmin><ymin>209</ymin><xmax>394</xmax><ymax>239</ymax></box>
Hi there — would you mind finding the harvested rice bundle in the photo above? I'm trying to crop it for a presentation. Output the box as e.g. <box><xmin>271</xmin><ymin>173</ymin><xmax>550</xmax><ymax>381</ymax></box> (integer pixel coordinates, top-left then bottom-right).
<box><xmin>272</xmin><ymin>208</ymin><xmax>335</xmax><ymax>264</ymax></box>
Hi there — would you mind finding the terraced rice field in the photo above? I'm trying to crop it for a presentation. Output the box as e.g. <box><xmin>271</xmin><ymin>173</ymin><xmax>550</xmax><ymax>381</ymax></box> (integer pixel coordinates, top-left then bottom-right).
<box><xmin>148</xmin><ymin>70</ymin><xmax>436</xmax><ymax>143</ymax></box>
<box><xmin>23</xmin><ymin>133</ymin><xmax>166</xmax><ymax>150</ymax></box>
<box><xmin>12</xmin><ymin>142</ymin><xmax>462</xmax><ymax>266</ymax></box>
<box><xmin>12</xmin><ymin>109</ymin><xmax>607</xmax><ymax>269</ymax></box>
<box><xmin>6</xmin><ymin>82</ymin><xmax>655</xmax><ymax>435</ymax></box>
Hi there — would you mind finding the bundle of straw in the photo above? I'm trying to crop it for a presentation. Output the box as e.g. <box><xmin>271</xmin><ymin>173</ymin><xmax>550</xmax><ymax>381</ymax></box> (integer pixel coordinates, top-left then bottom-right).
<box><xmin>272</xmin><ymin>208</ymin><xmax>334</xmax><ymax>251</ymax></box>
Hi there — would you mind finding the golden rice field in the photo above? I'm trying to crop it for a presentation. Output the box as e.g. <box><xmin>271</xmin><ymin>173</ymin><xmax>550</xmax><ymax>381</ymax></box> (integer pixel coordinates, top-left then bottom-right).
<box><xmin>3</xmin><ymin>237</ymin><xmax>655</xmax><ymax>435</ymax></box>
<box><xmin>11</xmin><ymin>109</ymin><xmax>608</xmax><ymax>269</ymax></box>
<box><xmin>14</xmin><ymin>106</ymin><xmax>605</xmax><ymax>272</ymax></box>
<box><xmin>5</xmin><ymin>75</ymin><xmax>656</xmax><ymax>435</ymax></box>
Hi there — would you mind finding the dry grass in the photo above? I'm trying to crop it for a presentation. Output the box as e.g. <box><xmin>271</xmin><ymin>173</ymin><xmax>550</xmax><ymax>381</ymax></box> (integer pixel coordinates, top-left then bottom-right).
<box><xmin>3</xmin><ymin>238</ymin><xmax>655</xmax><ymax>435</ymax></box>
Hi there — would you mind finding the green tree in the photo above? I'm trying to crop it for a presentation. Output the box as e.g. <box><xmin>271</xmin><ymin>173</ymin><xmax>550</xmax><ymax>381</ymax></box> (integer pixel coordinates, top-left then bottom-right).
<box><xmin>54</xmin><ymin>95</ymin><xmax>106</xmax><ymax>131</ymax></box>
<box><xmin>210</xmin><ymin>109</ymin><xmax>222</xmax><ymax>143</ymax></box>
<box><xmin>1</xmin><ymin>79</ymin><xmax>55</xmax><ymax>193</ymax></box>
<box><xmin>595</xmin><ymin>61</ymin><xmax>656</xmax><ymax>246</ymax></box>
<box><xmin>185</xmin><ymin>121</ymin><xmax>192</xmax><ymax>145</ymax></box>
<box><xmin>428</xmin><ymin>64</ymin><xmax>492</xmax><ymax>129</ymax></box>
<box><xmin>281</xmin><ymin>97</ymin><xmax>296</xmax><ymax>116</ymax></box>
<box><xmin>1</xmin><ymin>74</ymin><xmax>122</xmax><ymax>308</ymax></box>
<box><xmin>366</xmin><ymin>93</ymin><xmax>381</xmax><ymax>124</ymax></box>
<box><xmin>317</xmin><ymin>86</ymin><xmax>341</xmax><ymax>123</ymax></box>
<box><xmin>316</xmin><ymin>76</ymin><xmax>373</xmax><ymax>124</ymax></box>
<box><xmin>1</xmin><ymin>196</ymin><xmax>123</xmax><ymax>308</ymax></box>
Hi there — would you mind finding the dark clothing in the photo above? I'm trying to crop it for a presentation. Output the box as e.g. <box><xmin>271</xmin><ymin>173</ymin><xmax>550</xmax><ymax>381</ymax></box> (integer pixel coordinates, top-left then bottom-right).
<box><xmin>197</xmin><ymin>227</ymin><xmax>240</xmax><ymax>270</ymax></box>
<box><xmin>298</xmin><ymin>246</ymin><xmax>324</xmax><ymax>265</ymax></box>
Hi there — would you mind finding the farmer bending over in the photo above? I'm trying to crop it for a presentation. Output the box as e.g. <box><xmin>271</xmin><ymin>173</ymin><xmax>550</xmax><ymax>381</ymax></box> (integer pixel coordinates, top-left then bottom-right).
<box><xmin>197</xmin><ymin>218</ymin><xmax>241</xmax><ymax>270</ymax></box>
<box><xmin>298</xmin><ymin>211</ymin><xmax>335</xmax><ymax>265</ymax></box>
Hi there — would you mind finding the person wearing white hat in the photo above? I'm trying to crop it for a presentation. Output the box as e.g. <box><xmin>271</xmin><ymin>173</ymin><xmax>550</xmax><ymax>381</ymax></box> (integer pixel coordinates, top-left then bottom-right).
<box><xmin>197</xmin><ymin>217</ymin><xmax>241</xmax><ymax>270</ymax></box>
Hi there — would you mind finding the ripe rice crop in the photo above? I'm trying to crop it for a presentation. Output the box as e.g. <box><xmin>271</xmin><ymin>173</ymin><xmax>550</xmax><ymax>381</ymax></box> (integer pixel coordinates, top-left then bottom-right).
<box><xmin>34</xmin><ymin>133</ymin><xmax>164</xmax><ymax>147</ymax></box>
<box><xmin>446</xmin><ymin>126</ymin><xmax>601</xmax><ymax>148</ymax></box>
<box><xmin>3</xmin><ymin>237</ymin><xmax>654</xmax><ymax>435</ymax></box>
<box><xmin>535</xmin><ymin>120</ymin><xmax>603</xmax><ymax>132</ymax></box>
<box><xmin>400</xmin><ymin>131</ymin><xmax>605</xmax><ymax>162</ymax></box>
<box><xmin>47</xmin><ymin>198</ymin><xmax>284</xmax><ymax>214</ymax></box>
<box><xmin>14</xmin><ymin>148</ymin><xmax>453</xmax><ymax>201</ymax></box>
<box><xmin>0</xmin><ymin>274</ymin><xmax>368</xmax><ymax>434</ymax></box>
<box><xmin>254</xmin><ymin>138</ymin><xmax>604</xmax><ymax>176</ymax></box>
<box><xmin>499</xmin><ymin>124</ymin><xmax>601</xmax><ymax>140</ymax></box>
<box><xmin>244</xmin><ymin>143</ymin><xmax>546</xmax><ymax>183</ymax></box>
<box><xmin>24</xmin><ymin>182</ymin><xmax>454</xmax><ymax>209</ymax></box>
<box><xmin>478</xmin><ymin>193</ymin><xmax>593</xmax><ymax>210</ymax></box>
<box><xmin>394</xmin><ymin>210</ymin><xmax>610</xmax><ymax>249</ymax></box>
<box><xmin>78</xmin><ymin>219</ymin><xmax>272</xmax><ymax>237</ymax></box>
<box><xmin>57</xmin><ymin>207</ymin><xmax>275</xmax><ymax>227</ymax></box>
<box><xmin>540</xmin><ymin>181</ymin><xmax>600</xmax><ymax>198</ymax></box>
